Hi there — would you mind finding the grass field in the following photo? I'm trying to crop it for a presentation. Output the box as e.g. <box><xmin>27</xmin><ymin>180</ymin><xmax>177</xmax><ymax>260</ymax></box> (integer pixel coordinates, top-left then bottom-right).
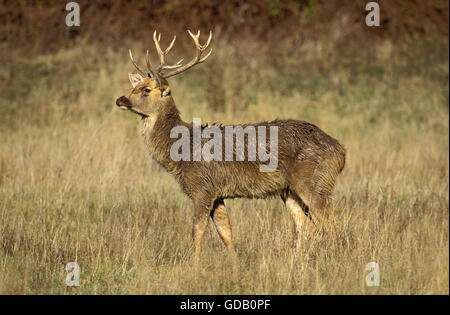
<box><xmin>0</xmin><ymin>37</ymin><xmax>448</xmax><ymax>294</ymax></box>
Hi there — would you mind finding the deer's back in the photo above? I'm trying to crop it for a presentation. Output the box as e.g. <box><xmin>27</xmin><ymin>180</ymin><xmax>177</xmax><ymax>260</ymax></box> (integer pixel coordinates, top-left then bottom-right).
<box><xmin>177</xmin><ymin>119</ymin><xmax>345</xmax><ymax>200</ymax></box>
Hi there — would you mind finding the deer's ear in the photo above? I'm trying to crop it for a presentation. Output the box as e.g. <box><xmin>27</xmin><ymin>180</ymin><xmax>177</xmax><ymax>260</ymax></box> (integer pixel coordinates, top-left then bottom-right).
<box><xmin>128</xmin><ymin>73</ymin><xmax>144</xmax><ymax>88</ymax></box>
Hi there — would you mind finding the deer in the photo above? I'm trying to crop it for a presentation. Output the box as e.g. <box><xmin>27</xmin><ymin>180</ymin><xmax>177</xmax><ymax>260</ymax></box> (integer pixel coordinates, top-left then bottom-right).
<box><xmin>115</xmin><ymin>30</ymin><xmax>346</xmax><ymax>264</ymax></box>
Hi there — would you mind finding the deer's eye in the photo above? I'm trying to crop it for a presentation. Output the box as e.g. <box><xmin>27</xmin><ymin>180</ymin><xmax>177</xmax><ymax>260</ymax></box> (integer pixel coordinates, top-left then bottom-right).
<box><xmin>144</xmin><ymin>88</ymin><xmax>151</xmax><ymax>93</ymax></box>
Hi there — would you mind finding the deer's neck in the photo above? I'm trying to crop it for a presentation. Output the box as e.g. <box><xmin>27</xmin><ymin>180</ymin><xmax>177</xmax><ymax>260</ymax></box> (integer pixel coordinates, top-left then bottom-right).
<box><xmin>140</xmin><ymin>100</ymin><xmax>186</xmax><ymax>174</ymax></box>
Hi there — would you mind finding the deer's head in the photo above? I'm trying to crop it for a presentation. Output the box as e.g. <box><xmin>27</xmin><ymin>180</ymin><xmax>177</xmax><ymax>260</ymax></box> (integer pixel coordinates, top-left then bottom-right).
<box><xmin>116</xmin><ymin>30</ymin><xmax>212</xmax><ymax>117</ymax></box>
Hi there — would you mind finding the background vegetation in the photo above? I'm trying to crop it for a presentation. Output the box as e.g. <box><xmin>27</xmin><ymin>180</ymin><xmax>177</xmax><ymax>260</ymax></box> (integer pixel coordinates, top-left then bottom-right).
<box><xmin>0</xmin><ymin>0</ymin><xmax>448</xmax><ymax>294</ymax></box>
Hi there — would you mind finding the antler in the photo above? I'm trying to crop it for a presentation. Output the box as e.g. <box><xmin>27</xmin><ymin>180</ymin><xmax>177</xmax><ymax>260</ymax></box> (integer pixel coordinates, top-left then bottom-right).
<box><xmin>129</xmin><ymin>49</ymin><xmax>157</xmax><ymax>79</ymax></box>
<box><xmin>152</xmin><ymin>31</ymin><xmax>184</xmax><ymax>73</ymax></box>
<box><xmin>129</xmin><ymin>50</ymin><xmax>147</xmax><ymax>76</ymax></box>
<box><xmin>128</xmin><ymin>30</ymin><xmax>213</xmax><ymax>82</ymax></box>
<box><xmin>162</xmin><ymin>30</ymin><xmax>213</xmax><ymax>78</ymax></box>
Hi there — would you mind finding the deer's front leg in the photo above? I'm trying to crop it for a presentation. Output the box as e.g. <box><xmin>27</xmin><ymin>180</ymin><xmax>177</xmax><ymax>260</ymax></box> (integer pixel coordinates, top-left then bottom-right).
<box><xmin>192</xmin><ymin>197</ymin><xmax>213</xmax><ymax>265</ymax></box>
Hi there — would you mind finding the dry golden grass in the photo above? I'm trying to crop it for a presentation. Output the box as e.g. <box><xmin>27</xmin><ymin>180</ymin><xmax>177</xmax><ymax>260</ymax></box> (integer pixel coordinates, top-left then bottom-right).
<box><xmin>0</xmin><ymin>39</ymin><xmax>448</xmax><ymax>294</ymax></box>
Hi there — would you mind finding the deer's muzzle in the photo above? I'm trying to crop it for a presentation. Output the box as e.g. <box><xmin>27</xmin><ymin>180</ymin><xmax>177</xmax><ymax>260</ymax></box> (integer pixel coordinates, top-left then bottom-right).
<box><xmin>116</xmin><ymin>96</ymin><xmax>132</xmax><ymax>110</ymax></box>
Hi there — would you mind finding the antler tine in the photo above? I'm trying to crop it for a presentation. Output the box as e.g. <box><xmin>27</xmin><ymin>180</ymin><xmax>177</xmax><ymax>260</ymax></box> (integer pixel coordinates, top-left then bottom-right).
<box><xmin>199</xmin><ymin>48</ymin><xmax>213</xmax><ymax>63</ymax></box>
<box><xmin>145</xmin><ymin>49</ymin><xmax>160</xmax><ymax>78</ymax></box>
<box><xmin>129</xmin><ymin>49</ymin><xmax>147</xmax><ymax>76</ymax></box>
<box><xmin>163</xmin><ymin>30</ymin><xmax>213</xmax><ymax>78</ymax></box>
<box><xmin>162</xmin><ymin>58</ymin><xmax>185</xmax><ymax>70</ymax></box>
<box><xmin>187</xmin><ymin>30</ymin><xmax>212</xmax><ymax>50</ymax></box>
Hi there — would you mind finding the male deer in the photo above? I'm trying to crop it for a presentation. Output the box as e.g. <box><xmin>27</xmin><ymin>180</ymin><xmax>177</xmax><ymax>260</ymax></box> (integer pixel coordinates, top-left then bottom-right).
<box><xmin>116</xmin><ymin>30</ymin><xmax>346</xmax><ymax>263</ymax></box>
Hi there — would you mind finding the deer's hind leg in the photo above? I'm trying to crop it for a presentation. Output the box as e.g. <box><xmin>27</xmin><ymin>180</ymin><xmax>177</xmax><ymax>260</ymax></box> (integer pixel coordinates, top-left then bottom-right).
<box><xmin>210</xmin><ymin>199</ymin><xmax>236</xmax><ymax>254</ymax></box>
<box><xmin>281</xmin><ymin>189</ymin><xmax>315</xmax><ymax>250</ymax></box>
<box><xmin>290</xmin><ymin>159</ymin><xmax>342</xmax><ymax>235</ymax></box>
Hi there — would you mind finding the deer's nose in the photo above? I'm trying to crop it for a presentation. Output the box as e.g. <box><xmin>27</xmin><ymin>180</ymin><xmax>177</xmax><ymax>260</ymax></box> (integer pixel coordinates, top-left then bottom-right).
<box><xmin>116</xmin><ymin>96</ymin><xmax>132</xmax><ymax>108</ymax></box>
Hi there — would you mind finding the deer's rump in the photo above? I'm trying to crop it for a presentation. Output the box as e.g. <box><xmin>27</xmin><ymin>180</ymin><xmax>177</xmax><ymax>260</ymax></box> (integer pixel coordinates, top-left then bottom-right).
<box><xmin>179</xmin><ymin>119</ymin><xmax>346</xmax><ymax>200</ymax></box>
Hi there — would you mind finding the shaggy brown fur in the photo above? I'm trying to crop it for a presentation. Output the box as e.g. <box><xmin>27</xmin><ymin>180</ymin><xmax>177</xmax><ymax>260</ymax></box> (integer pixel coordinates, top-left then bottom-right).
<box><xmin>116</xmin><ymin>75</ymin><xmax>346</xmax><ymax>262</ymax></box>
